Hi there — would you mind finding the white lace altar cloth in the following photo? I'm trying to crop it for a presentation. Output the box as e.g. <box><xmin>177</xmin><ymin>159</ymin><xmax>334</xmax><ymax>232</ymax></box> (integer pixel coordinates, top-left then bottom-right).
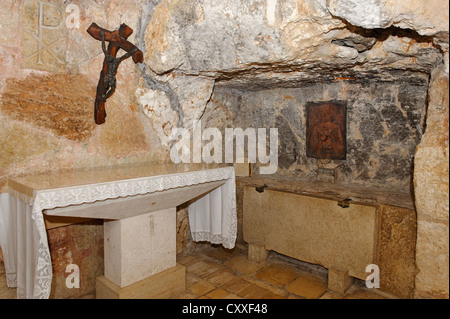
<box><xmin>0</xmin><ymin>165</ymin><xmax>236</xmax><ymax>299</ymax></box>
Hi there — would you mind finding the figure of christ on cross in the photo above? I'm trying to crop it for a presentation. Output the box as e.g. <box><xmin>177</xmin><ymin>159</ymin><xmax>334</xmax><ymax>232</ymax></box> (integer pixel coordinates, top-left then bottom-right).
<box><xmin>87</xmin><ymin>23</ymin><xmax>144</xmax><ymax>125</ymax></box>
<box><xmin>100</xmin><ymin>29</ymin><xmax>138</xmax><ymax>102</ymax></box>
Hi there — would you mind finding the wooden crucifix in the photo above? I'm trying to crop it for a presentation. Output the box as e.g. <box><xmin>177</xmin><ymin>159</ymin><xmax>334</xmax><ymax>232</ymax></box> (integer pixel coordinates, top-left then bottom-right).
<box><xmin>87</xmin><ymin>23</ymin><xmax>143</xmax><ymax>125</ymax></box>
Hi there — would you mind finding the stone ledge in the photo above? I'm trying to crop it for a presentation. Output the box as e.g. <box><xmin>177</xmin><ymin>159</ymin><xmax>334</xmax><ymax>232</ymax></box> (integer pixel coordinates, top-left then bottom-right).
<box><xmin>237</xmin><ymin>176</ymin><xmax>414</xmax><ymax>210</ymax></box>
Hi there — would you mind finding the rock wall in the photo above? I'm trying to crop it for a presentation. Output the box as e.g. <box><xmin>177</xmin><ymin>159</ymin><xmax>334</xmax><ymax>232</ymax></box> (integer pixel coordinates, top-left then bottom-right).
<box><xmin>0</xmin><ymin>0</ymin><xmax>448</xmax><ymax>298</ymax></box>
<box><xmin>0</xmin><ymin>0</ymin><xmax>169</xmax><ymax>194</ymax></box>
<box><xmin>0</xmin><ymin>0</ymin><xmax>167</xmax><ymax>299</ymax></box>
<box><xmin>414</xmin><ymin>60</ymin><xmax>449</xmax><ymax>299</ymax></box>
<box><xmin>136</xmin><ymin>0</ymin><xmax>443</xmax><ymax>146</ymax></box>
<box><xmin>135</xmin><ymin>0</ymin><xmax>448</xmax><ymax>299</ymax></box>
<box><xmin>204</xmin><ymin>74</ymin><xmax>428</xmax><ymax>191</ymax></box>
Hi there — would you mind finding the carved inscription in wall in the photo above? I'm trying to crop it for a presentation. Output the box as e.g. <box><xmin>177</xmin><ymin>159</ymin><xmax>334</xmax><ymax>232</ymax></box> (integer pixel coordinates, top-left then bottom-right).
<box><xmin>21</xmin><ymin>0</ymin><xmax>66</xmax><ymax>72</ymax></box>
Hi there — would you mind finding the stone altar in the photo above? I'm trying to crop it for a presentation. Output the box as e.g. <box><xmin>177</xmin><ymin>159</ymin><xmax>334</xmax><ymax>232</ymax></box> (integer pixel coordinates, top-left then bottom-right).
<box><xmin>4</xmin><ymin>164</ymin><xmax>236</xmax><ymax>299</ymax></box>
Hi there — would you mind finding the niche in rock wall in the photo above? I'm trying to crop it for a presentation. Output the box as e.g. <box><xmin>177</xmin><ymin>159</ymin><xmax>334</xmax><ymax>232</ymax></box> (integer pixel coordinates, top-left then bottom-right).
<box><xmin>205</xmin><ymin>74</ymin><xmax>429</xmax><ymax>192</ymax></box>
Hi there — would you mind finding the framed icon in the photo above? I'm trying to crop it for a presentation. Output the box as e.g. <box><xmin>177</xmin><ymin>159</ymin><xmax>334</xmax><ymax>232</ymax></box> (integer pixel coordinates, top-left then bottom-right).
<box><xmin>306</xmin><ymin>101</ymin><xmax>347</xmax><ymax>160</ymax></box>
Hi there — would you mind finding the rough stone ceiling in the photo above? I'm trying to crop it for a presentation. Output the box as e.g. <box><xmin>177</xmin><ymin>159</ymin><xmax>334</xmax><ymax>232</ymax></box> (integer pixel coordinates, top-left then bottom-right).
<box><xmin>142</xmin><ymin>0</ymin><xmax>447</xmax><ymax>90</ymax></box>
<box><xmin>212</xmin><ymin>27</ymin><xmax>441</xmax><ymax>91</ymax></box>
<box><xmin>136</xmin><ymin>0</ymin><xmax>448</xmax><ymax>144</ymax></box>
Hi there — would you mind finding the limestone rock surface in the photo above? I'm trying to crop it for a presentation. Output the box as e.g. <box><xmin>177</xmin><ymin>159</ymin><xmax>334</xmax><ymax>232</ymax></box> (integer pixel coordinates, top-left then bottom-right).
<box><xmin>136</xmin><ymin>0</ymin><xmax>446</xmax><ymax>147</ymax></box>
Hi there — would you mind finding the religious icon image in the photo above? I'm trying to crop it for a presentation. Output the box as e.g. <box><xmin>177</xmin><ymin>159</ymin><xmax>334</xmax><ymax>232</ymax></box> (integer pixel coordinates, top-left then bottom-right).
<box><xmin>87</xmin><ymin>22</ymin><xmax>144</xmax><ymax>125</ymax></box>
<box><xmin>306</xmin><ymin>101</ymin><xmax>347</xmax><ymax>160</ymax></box>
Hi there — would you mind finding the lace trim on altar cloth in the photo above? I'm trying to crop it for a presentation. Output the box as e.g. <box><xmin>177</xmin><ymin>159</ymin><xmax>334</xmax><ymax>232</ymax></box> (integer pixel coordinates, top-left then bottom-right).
<box><xmin>191</xmin><ymin>232</ymin><xmax>237</xmax><ymax>250</ymax></box>
<box><xmin>189</xmin><ymin>174</ymin><xmax>238</xmax><ymax>250</ymax></box>
<box><xmin>6</xmin><ymin>273</ymin><xmax>17</xmax><ymax>288</ymax></box>
<box><xmin>7</xmin><ymin>188</ymin><xmax>34</xmax><ymax>206</ymax></box>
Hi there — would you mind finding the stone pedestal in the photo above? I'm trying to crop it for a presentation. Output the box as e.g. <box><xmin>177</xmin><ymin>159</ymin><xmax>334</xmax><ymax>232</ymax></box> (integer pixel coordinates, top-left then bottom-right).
<box><xmin>248</xmin><ymin>242</ymin><xmax>269</xmax><ymax>263</ymax></box>
<box><xmin>328</xmin><ymin>267</ymin><xmax>354</xmax><ymax>295</ymax></box>
<box><xmin>98</xmin><ymin>208</ymin><xmax>185</xmax><ymax>298</ymax></box>
<box><xmin>96</xmin><ymin>264</ymin><xmax>185</xmax><ymax>299</ymax></box>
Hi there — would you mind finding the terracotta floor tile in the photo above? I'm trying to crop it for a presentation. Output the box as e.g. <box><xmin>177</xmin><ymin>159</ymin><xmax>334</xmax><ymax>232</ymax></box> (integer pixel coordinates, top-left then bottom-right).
<box><xmin>320</xmin><ymin>291</ymin><xmax>344</xmax><ymax>299</ymax></box>
<box><xmin>187</xmin><ymin>260</ymin><xmax>220</xmax><ymax>278</ymax></box>
<box><xmin>223</xmin><ymin>254</ymin><xmax>265</xmax><ymax>275</ymax></box>
<box><xmin>0</xmin><ymin>276</ymin><xmax>16</xmax><ymax>300</ymax></box>
<box><xmin>344</xmin><ymin>288</ymin><xmax>385</xmax><ymax>299</ymax></box>
<box><xmin>202</xmin><ymin>245</ymin><xmax>241</xmax><ymax>262</ymax></box>
<box><xmin>236</xmin><ymin>283</ymin><xmax>285</xmax><ymax>299</ymax></box>
<box><xmin>206</xmin><ymin>288</ymin><xmax>230</xmax><ymax>299</ymax></box>
<box><xmin>186</xmin><ymin>276</ymin><xmax>203</xmax><ymax>291</ymax></box>
<box><xmin>172</xmin><ymin>291</ymin><xmax>197</xmax><ymax>299</ymax></box>
<box><xmin>236</xmin><ymin>283</ymin><xmax>268</xmax><ymax>299</ymax></box>
<box><xmin>177</xmin><ymin>255</ymin><xmax>196</xmax><ymax>266</ymax></box>
<box><xmin>223</xmin><ymin>293</ymin><xmax>242</xmax><ymax>299</ymax></box>
<box><xmin>254</xmin><ymin>264</ymin><xmax>300</xmax><ymax>287</ymax></box>
<box><xmin>2</xmin><ymin>243</ymin><xmax>394</xmax><ymax>299</ymax></box>
<box><xmin>286</xmin><ymin>273</ymin><xmax>328</xmax><ymax>299</ymax></box>
<box><xmin>187</xmin><ymin>280</ymin><xmax>216</xmax><ymax>296</ymax></box>
<box><xmin>222</xmin><ymin>277</ymin><xmax>252</xmax><ymax>294</ymax></box>
<box><xmin>244</xmin><ymin>275</ymin><xmax>288</xmax><ymax>297</ymax></box>
<box><xmin>204</xmin><ymin>269</ymin><xmax>236</xmax><ymax>286</ymax></box>
<box><xmin>0</xmin><ymin>289</ymin><xmax>16</xmax><ymax>299</ymax></box>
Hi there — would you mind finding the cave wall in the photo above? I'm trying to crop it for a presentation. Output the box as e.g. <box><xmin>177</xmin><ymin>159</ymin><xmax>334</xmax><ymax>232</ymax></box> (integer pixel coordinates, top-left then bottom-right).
<box><xmin>205</xmin><ymin>74</ymin><xmax>429</xmax><ymax>191</ymax></box>
<box><xmin>0</xmin><ymin>0</ymin><xmax>168</xmax><ymax>195</ymax></box>
<box><xmin>0</xmin><ymin>0</ymin><xmax>165</xmax><ymax>299</ymax></box>
<box><xmin>0</xmin><ymin>0</ymin><xmax>448</xmax><ymax>299</ymax></box>
<box><xmin>414</xmin><ymin>60</ymin><xmax>449</xmax><ymax>299</ymax></box>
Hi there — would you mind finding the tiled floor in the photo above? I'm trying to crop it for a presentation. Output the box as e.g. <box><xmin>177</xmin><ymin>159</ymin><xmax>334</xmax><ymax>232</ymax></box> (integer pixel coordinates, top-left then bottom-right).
<box><xmin>0</xmin><ymin>243</ymin><xmax>394</xmax><ymax>299</ymax></box>
<box><xmin>172</xmin><ymin>243</ymin><xmax>393</xmax><ymax>300</ymax></box>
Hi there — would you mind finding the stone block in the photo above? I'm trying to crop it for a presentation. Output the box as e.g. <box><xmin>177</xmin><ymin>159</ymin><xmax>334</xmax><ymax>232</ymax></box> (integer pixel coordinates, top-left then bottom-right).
<box><xmin>378</xmin><ymin>205</ymin><xmax>416</xmax><ymax>298</ymax></box>
<box><xmin>328</xmin><ymin>267</ymin><xmax>354</xmax><ymax>295</ymax></box>
<box><xmin>104</xmin><ymin>208</ymin><xmax>176</xmax><ymax>288</ymax></box>
<box><xmin>414</xmin><ymin>147</ymin><xmax>449</xmax><ymax>222</ymax></box>
<box><xmin>96</xmin><ymin>264</ymin><xmax>185</xmax><ymax>299</ymax></box>
<box><xmin>413</xmin><ymin>66</ymin><xmax>449</xmax><ymax>299</ymax></box>
<box><xmin>248</xmin><ymin>242</ymin><xmax>269</xmax><ymax>263</ymax></box>
<box><xmin>243</xmin><ymin>187</ymin><xmax>377</xmax><ymax>280</ymax></box>
<box><xmin>415</xmin><ymin>220</ymin><xmax>449</xmax><ymax>299</ymax></box>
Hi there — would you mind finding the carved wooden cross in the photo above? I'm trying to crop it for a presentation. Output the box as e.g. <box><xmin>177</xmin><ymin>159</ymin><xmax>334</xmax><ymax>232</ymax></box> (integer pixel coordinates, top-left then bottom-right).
<box><xmin>87</xmin><ymin>23</ymin><xmax>143</xmax><ymax>125</ymax></box>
